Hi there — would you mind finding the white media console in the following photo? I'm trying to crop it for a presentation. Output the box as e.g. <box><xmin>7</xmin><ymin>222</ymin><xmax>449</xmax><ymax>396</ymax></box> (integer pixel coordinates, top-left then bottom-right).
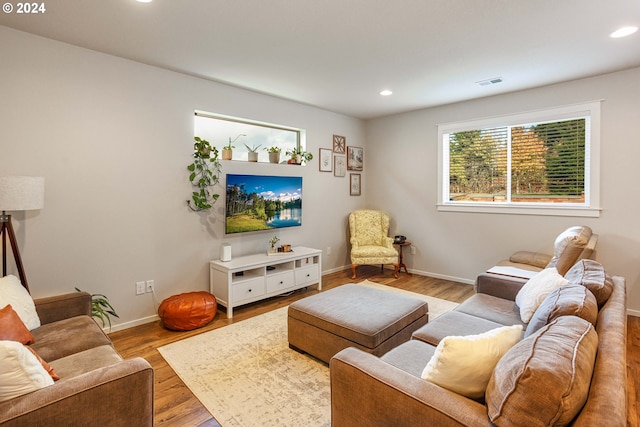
<box><xmin>210</xmin><ymin>246</ymin><xmax>322</xmax><ymax>318</ymax></box>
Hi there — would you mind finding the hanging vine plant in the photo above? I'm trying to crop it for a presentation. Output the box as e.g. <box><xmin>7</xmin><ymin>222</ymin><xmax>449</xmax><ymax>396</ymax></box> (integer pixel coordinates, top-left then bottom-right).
<box><xmin>187</xmin><ymin>136</ymin><xmax>222</xmax><ymax>211</ymax></box>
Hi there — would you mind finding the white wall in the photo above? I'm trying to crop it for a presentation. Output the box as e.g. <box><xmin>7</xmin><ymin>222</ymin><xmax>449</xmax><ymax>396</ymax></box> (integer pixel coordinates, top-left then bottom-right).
<box><xmin>0</xmin><ymin>26</ymin><xmax>366</xmax><ymax>329</ymax></box>
<box><xmin>366</xmin><ymin>67</ymin><xmax>640</xmax><ymax>315</ymax></box>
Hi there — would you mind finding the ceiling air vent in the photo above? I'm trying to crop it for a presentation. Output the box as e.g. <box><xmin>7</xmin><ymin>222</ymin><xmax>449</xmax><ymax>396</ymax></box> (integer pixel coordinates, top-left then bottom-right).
<box><xmin>477</xmin><ymin>77</ymin><xmax>503</xmax><ymax>87</ymax></box>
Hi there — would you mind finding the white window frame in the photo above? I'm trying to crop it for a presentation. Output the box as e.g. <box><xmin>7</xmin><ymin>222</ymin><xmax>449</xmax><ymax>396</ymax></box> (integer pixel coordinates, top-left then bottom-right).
<box><xmin>437</xmin><ymin>101</ymin><xmax>601</xmax><ymax>217</ymax></box>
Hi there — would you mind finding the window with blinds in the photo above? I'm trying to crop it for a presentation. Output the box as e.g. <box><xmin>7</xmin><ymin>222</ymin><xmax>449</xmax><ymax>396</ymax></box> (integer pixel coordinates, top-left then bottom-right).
<box><xmin>437</xmin><ymin>102</ymin><xmax>601</xmax><ymax>217</ymax></box>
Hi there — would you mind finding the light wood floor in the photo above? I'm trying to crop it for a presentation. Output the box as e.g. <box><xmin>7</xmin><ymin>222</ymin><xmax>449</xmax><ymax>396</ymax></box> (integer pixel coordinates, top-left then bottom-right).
<box><xmin>109</xmin><ymin>266</ymin><xmax>639</xmax><ymax>427</ymax></box>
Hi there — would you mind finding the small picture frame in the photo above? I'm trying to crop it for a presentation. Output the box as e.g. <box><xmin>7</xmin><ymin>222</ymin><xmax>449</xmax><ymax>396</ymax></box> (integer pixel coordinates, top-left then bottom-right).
<box><xmin>350</xmin><ymin>173</ymin><xmax>361</xmax><ymax>196</ymax></box>
<box><xmin>334</xmin><ymin>155</ymin><xmax>346</xmax><ymax>177</ymax></box>
<box><xmin>347</xmin><ymin>146</ymin><xmax>363</xmax><ymax>171</ymax></box>
<box><xmin>319</xmin><ymin>148</ymin><xmax>332</xmax><ymax>172</ymax></box>
<box><xmin>333</xmin><ymin>135</ymin><xmax>346</xmax><ymax>154</ymax></box>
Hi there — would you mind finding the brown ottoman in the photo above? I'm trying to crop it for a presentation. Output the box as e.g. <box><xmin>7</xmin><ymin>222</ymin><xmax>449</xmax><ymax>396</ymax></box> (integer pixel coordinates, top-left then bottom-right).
<box><xmin>288</xmin><ymin>284</ymin><xmax>428</xmax><ymax>363</ymax></box>
<box><xmin>158</xmin><ymin>291</ymin><xmax>217</xmax><ymax>331</ymax></box>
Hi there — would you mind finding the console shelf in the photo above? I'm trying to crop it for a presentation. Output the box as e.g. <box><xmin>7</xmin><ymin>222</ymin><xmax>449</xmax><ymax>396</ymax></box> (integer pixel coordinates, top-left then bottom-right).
<box><xmin>210</xmin><ymin>246</ymin><xmax>322</xmax><ymax>318</ymax></box>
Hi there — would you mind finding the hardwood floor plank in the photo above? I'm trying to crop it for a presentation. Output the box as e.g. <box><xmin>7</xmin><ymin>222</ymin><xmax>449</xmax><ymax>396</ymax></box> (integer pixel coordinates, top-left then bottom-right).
<box><xmin>109</xmin><ymin>267</ymin><xmax>637</xmax><ymax>426</ymax></box>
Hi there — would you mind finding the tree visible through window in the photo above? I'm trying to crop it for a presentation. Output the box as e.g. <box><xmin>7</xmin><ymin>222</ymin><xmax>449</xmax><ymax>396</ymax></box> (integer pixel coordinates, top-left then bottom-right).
<box><xmin>438</xmin><ymin>102</ymin><xmax>600</xmax><ymax>216</ymax></box>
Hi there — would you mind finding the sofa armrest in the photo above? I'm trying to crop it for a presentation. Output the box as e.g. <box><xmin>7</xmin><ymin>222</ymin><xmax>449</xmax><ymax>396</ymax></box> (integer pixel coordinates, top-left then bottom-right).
<box><xmin>0</xmin><ymin>357</ymin><xmax>154</xmax><ymax>427</ymax></box>
<box><xmin>475</xmin><ymin>273</ymin><xmax>528</xmax><ymax>301</ymax></box>
<box><xmin>34</xmin><ymin>292</ymin><xmax>92</xmax><ymax>325</ymax></box>
<box><xmin>330</xmin><ymin>348</ymin><xmax>490</xmax><ymax>427</ymax></box>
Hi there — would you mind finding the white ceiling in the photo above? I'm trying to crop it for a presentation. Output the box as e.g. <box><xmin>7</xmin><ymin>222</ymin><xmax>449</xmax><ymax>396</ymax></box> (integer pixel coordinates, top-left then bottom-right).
<box><xmin>1</xmin><ymin>0</ymin><xmax>639</xmax><ymax>119</ymax></box>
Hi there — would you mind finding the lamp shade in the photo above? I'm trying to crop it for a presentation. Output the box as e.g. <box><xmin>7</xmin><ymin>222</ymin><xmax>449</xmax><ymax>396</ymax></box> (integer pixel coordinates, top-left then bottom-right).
<box><xmin>0</xmin><ymin>176</ymin><xmax>45</xmax><ymax>211</ymax></box>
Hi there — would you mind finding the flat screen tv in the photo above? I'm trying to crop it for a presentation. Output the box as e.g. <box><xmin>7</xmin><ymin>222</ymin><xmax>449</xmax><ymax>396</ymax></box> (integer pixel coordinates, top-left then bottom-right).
<box><xmin>225</xmin><ymin>174</ymin><xmax>303</xmax><ymax>234</ymax></box>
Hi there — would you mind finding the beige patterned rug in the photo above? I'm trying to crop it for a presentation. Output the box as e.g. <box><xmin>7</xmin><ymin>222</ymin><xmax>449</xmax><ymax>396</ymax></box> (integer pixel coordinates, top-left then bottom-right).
<box><xmin>157</xmin><ymin>281</ymin><xmax>458</xmax><ymax>427</ymax></box>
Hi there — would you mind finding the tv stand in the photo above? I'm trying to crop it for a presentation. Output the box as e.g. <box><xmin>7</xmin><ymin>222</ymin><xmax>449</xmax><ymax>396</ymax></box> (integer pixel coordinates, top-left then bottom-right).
<box><xmin>209</xmin><ymin>246</ymin><xmax>322</xmax><ymax>318</ymax></box>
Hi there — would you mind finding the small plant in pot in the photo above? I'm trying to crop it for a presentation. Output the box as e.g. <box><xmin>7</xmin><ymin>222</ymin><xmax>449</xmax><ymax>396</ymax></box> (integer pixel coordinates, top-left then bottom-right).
<box><xmin>244</xmin><ymin>143</ymin><xmax>262</xmax><ymax>162</ymax></box>
<box><xmin>265</xmin><ymin>146</ymin><xmax>282</xmax><ymax>163</ymax></box>
<box><xmin>187</xmin><ymin>136</ymin><xmax>222</xmax><ymax>211</ymax></box>
<box><xmin>223</xmin><ymin>134</ymin><xmax>246</xmax><ymax>160</ymax></box>
<box><xmin>286</xmin><ymin>147</ymin><xmax>313</xmax><ymax>165</ymax></box>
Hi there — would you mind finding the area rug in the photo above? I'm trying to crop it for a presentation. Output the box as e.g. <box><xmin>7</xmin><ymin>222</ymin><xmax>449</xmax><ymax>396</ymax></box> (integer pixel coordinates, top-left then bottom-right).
<box><xmin>157</xmin><ymin>282</ymin><xmax>458</xmax><ymax>427</ymax></box>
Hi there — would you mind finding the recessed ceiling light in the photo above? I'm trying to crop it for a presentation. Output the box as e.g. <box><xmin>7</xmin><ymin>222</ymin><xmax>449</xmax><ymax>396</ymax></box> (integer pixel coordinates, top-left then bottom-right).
<box><xmin>610</xmin><ymin>26</ymin><xmax>638</xmax><ymax>38</ymax></box>
<box><xmin>476</xmin><ymin>77</ymin><xmax>503</xmax><ymax>87</ymax></box>
<box><xmin>379</xmin><ymin>90</ymin><xmax>393</xmax><ymax>96</ymax></box>
<box><xmin>136</xmin><ymin>0</ymin><xmax>152</xmax><ymax>3</ymax></box>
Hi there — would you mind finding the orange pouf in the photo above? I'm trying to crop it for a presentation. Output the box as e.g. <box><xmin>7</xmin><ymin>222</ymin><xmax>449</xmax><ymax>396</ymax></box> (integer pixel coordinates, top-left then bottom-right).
<box><xmin>158</xmin><ymin>291</ymin><xmax>217</xmax><ymax>331</ymax></box>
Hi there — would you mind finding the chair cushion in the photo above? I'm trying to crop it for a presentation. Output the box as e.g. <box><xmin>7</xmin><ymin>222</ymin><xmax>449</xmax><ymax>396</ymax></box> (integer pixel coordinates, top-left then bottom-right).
<box><xmin>524</xmin><ymin>283</ymin><xmax>598</xmax><ymax>337</ymax></box>
<box><xmin>564</xmin><ymin>259</ymin><xmax>612</xmax><ymax>307</ymax></box>
<box><xmin>351</xmin><ymin>210</ymin><xmax>387</xmax><ymax>246</ymax></box>
<box><xmin>486</xmin><ymin>316</ymin><xmax>598</xmax><ymax>427</ymax></box>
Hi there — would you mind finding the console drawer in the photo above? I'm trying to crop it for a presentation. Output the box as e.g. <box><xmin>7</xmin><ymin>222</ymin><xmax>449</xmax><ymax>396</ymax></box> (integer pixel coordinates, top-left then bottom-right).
<box><xmin>232</xmin><ymin>278</ymin><xmax>265</xmax><ymax>303</ymax></box>
<box><xmin>296</xmin><ymin>265</ymin><xmax>319</xmax><ymax>286</ymax></box>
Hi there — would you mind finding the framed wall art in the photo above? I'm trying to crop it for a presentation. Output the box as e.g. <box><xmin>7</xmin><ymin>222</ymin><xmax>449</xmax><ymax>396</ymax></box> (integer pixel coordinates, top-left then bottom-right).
<box><xmin>334</xmin><ymin>155</ymin><xmax>346</xmax><ymax>177</ymax></box>
<box><xmin>319</xmin><ymin>148</ymin><xmax>332</xmax><ymax>172</ymax></box>
<box><xmin>333</xmin><ymin>135</ymin><xmax>346</xmax><ymax>154</ymax></box>
<box><xmin>350</xmin><ymin>173</ymin><xmax>361</xmax><ymax>196</ymax></box>
<box><xmin>347</xmin><ymin>146</ymin><xmax>363</xmax><ymax>171</ymax></box>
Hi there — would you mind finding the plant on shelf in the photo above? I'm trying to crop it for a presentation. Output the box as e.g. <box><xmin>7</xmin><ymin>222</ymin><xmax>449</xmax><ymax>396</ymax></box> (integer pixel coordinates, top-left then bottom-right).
<box><xmin>244</xmin><ymin>143</ymin><xmax>262</xmax><ymax>162</ymax></box>
<box><xmin>75</xmin><ymin>287</ymin><xmax>120</xmax><ymax>330</ymax></box>
<box><xmin>286</xmin><ymin>147</ymin><xmax>313</xmax><ymax>165</ymax></box>
<box><xmin>269</xmin><ymin>235</ymin><xmax>280</xmax><ymax>249</ymax></box>
<box><xmin>265</xmin><ymin>146</ymin><xmax>282</xmax><ymax>163</ymax></box>
<box><xmin>187</xmin><ymin>136</ymin><xmax>222</xmax><ymax>211</ymax></box>
<box><xmin>223</xmin><ymin>134</ymin><xmax>246</xmax><ymax>160</ymax></box>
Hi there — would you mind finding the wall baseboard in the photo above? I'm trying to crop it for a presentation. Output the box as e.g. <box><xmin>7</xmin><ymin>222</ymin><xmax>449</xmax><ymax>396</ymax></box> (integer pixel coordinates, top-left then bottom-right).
<box><xmin>106</xmin><ymin>314</ymin><xmax>159</xmax><ymax>334</ymax></box>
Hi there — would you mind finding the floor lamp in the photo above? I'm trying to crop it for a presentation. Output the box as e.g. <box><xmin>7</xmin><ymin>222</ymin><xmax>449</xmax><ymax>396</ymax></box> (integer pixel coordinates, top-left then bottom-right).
<box><xmin>0</xmin><ymin>176</ymin><xmax>45</xmax><ymax>293</ymax></box>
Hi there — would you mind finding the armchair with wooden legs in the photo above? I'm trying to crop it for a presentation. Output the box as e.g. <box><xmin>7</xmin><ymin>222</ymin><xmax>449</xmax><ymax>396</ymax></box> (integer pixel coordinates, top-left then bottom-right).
<box><xmin>348</xmin><ymin>210</ymin><xmax>399</xmax><ymax>280</ymax></box>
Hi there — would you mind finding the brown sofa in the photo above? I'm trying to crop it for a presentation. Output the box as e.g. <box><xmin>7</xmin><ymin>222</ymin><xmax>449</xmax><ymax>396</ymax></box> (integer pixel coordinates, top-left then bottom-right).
<box><xmin>330</xmin><ymin>260</ymin><xmax>627</xmax><ymax>426</ymax></box>
<box><xmin>0</xmin><ymin>292</ymin><xmax>154</xmax><ymax>426</ymax></box>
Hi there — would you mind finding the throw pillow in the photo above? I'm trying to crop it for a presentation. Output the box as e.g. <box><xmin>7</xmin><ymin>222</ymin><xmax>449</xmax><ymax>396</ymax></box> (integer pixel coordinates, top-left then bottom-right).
<box><xmin>421</xmin><ymin>324</ymin><xmax>523</xmax><ymax>400</ymax></box>
<box><xmin>25</xmin><ymin>346</ymin><xmax>60</xmax><ymax>381</ymax></box>
<box><xmin>0</xmin><ymin>340</ymin><xmax>54</xmax><ymax>402</ymax></box>
<box><xmin>515</xmin><ymin>267</ymin><xmax>568</xmax><ymax>323</ymax></box>
<box><xmin>486</xmin><ymin>316</ymin><xmax>598</xmax><ymax>427</ymax></box>
<box><xmin>524</xmin><ymin>283</ymin><xmax>598</xmax><ymax>337</ymax></box>
<box><xmin>0</xmin><ymin>275</ymin><xmax>41</xmax><ymax>330</ymax></box>
<box><xmin>0</xmin><ymin>304</ymin><xmax>35</xmax><ymax>344</ymax></box>
<box><xmin>564</xmin><ymin>259</ymin><xmax>612</xmax><ymax>307</ymax></box>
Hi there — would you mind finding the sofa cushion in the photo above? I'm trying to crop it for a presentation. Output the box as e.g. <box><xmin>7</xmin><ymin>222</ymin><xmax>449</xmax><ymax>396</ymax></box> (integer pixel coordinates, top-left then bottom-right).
<box><xmin>381</xmin><ymin>339</ymin><xmax>436</xmax><ymax>377</ymax></box>
<box><xmin>564</xmin><ymin>259</ymin><xmax>612</xmax><ymax>307</ymax></box>
<box><xmin>421</xmin><ymin>325</ymin><xmax>523</xmax><ymax>400</ymax></box>
<box><xmin>525</xmin><ymin>283</ymin><xmax>598</xmax><ymax>337</ymax></box>
<box><xmin>0</xmin><ymin>340</ymin><xmax>54</xmax><ymax>402</ymax></box>
<box><xmin>0</xmin><ymin>275</ymin><xmax>40</xmax><ymax>330</ymax></box>
<box><xmin>486</xmin><ymin>316</ymin><xmax>598</xmax><ymax>427</ymax></box>
<box><xmin>49</xmin><ymin>345</ymin><xmax>123</xmax><ymax>379</ymax></box>
<box><xmin>515</xmin><ymin>268</ymin><xmax>568</xmax><ymax>323</ymax></box>
<box><xmin>412</xmin><ymin>310</ymin><xmax>508</xmax><ymax>346</ymax></box>
<box><xmin>547</xmin><ymin>225</ymin><xmax>592</xmax><ymax>275</ymax></box>
<box><xmin>0</xmin><ymin>304</ymin><xmax>35</xmax><ymax>345</ymax></box>
<box><xmin>30</xmin><ymin>316</ymin><xmax>112</xmax><ymax>362</ymax></box>
<box><xmin>455</xmin><ymin>294</ymin><xmax>524</xmax><ymax>327</ymax></box>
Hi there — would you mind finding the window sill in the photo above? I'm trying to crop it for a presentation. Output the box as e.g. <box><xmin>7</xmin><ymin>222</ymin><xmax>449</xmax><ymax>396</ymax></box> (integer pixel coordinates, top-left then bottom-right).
<box><xmin>436</xmin><ymin>203</ymin><xmax>601</xmax><ymax>217</ymax></box>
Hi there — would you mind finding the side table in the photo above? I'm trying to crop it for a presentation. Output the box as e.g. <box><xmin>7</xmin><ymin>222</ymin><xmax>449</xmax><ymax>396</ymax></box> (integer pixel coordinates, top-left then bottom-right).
<box><xmin>394</xmin><ymin>241</ymin><xmax>412</xmax><ymax>275</ymax></box>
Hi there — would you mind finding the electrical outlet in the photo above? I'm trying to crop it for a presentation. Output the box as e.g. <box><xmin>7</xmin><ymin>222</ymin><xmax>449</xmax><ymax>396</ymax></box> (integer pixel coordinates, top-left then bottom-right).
<box><xmin>410</xmin><ymin>245</ymin><xmax>417</xmax><ymax>255</ymax></box>
<box><xmin>327</xmin><ymin>246</ymin><xmax>332</xmax><ymax>256</ymax></box>
<box><xmin>136</xmin><ymin>281</ymin><xmax>145</xmax><ymax>295</ymax></box>
<box><xmin>146</xmin><ymin>280</ymin><xmax>155</xmax><ymax>293</ymax></box>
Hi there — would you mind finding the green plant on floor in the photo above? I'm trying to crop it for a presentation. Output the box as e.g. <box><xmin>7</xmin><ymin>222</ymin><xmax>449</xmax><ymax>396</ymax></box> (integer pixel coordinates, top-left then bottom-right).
<box><xmin>187</xmin><ymin>136</ymin><xmax>222</xmax><ymax>211</ymax></box>
<box><xmin>75</xmin><ymin>287</ymin><xmax>120</xmax><ymax>329</ymax></box>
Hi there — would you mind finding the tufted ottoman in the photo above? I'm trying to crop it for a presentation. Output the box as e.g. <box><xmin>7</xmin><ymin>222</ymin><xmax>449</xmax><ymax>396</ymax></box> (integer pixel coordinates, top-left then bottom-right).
<box><xmin>158</xmin><ymin>291</ymin><xmax>217</xmax><ymax>331</ymax></box>
<box><xmin>288</xmin><ymin>284</ymin><xmax>428</xmax><ymax>363</ymax></box>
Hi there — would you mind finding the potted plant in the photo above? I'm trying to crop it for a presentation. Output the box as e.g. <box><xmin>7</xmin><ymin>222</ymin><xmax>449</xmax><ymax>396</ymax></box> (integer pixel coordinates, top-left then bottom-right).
<box><xmin>187</xmin><ymin>136</ymin><xmax>222</xmax><ymax>211</ymax></box>
<box><xmin>75</xmin><ymin>287</ymin><xmax>120</xmax><ymax>330</ymax></box>
<box><xmin>244</xmin><ymin>143</ymin><xmax>262</xmax><ymax>162</ymax></box>
<box><xmin>265</xmin><ymin>146</ymin><xmax>282</xmax><ymax>163</ymax></box>
<box><xmin>286</xmin><ymin>147</ymin><xmax>313</xmax><ymax>165</ymax></box>
<box><xmin>222</xmin><ymin>134</ymin><xmax>246</xmax><ymax>160</ymax></box>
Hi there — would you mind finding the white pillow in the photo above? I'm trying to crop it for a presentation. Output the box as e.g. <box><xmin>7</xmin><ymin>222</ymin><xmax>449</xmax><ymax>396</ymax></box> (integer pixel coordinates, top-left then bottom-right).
<box><xmin>421</xmin><ymin>324</ymin><xmax>523</xmax><ymax>399</ymax></box>
<box><xmin>515</xmin><ymin>267</ymin><xmax>568</xmax><ymax>323</ymax></box>
<box><xmin>0</xmin><ymin>275</ymin><xmax>41</xmax><ymax>330</ymax></box>
<box><xmin>0</xmin><ymin>340</ymin><xmax>54</xmax><ymax>402</ymax></box>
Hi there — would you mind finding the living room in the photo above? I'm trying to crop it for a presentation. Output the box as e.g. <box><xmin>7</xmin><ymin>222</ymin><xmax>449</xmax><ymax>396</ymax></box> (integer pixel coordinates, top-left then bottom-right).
<box><xmin>0</xmin><ymin>1</ymin><xmax>638</xmax><ymax>425</ymax></box>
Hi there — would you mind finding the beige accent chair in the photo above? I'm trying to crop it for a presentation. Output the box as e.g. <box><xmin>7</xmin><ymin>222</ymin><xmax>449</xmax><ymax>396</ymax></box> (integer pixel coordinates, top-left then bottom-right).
<box><xmin>349</xmin><ymin>210</ymin><xmax>399</xmax><ymax>279</ymax></box>
<box><xmin>494</xmin><ymin>225</ymin><xmax>598</xmax><ymax>276</ymax></box>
